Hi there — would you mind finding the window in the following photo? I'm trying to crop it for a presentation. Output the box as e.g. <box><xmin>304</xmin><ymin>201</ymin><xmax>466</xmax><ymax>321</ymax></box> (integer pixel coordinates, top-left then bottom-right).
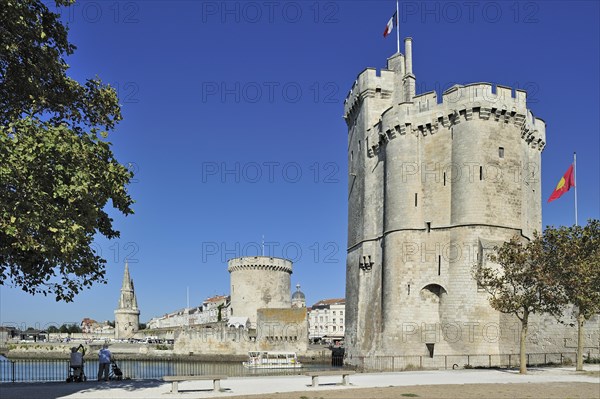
<box><xmin>333</xmin><ymin>311</ymin><xmax>336</xmax><ymax>315</ymax></box>
<box><xmin>333</xmin><ymin>326</ymin><xmax>337</xmax><ymax>332</ymax></box>
<box><xmin>499</xmin><ymin>147</ymin><xmax>504</xmax><ymax>158</ymax></box>
<box><xmin>479</xmin><ymin>166</ymin><xmax>483</xmax><ymax>181</ymax></box>
<box><xmin>415</xmin><ymin>193</ymin><xmax>418</xmax><ymax>207</ymax></box>
<box><xmin>333</xmin><ymin>318</ymin><xmax>336</xmax><ymax>324</ymax></box>
<box><xmin>340</xmin><ymin>311</ymin><xmax>343</xmax><ymax>316</ymax></box>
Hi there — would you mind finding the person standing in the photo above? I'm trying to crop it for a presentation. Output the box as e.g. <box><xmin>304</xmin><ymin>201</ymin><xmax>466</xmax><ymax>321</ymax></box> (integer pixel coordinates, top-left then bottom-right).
<box><xmin>69</xmin><ymin>344</ymin><xmax>86</xmax><ymax>381</ymax></box>
<box><xmin>97</xmin><ymin>344</ymin><xmax>112</xmax><ymax>381</ymax></box>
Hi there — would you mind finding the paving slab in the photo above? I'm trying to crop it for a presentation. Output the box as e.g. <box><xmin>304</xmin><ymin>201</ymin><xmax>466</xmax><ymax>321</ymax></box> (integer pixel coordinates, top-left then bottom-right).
<box><xmin>0</xmin><ymin>365</ymin><xmax>597</xmax><ymax>399</ymax></box>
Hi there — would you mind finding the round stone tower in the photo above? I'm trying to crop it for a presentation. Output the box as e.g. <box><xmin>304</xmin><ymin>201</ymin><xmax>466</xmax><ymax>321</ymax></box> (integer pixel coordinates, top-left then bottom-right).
<box><xmin>114</xmin><ymin>261</ymin><xmax>140</xmax><ymax>339</ymax></box>
<box><xmin>228</xmin><ymin>256</ymin><xmax>292</xmax><ymax>326</ymax></box>
<box><xmin>343</xmin><ymin>38</ymin><xmax>546</xmax><ymax>363</ymax></box>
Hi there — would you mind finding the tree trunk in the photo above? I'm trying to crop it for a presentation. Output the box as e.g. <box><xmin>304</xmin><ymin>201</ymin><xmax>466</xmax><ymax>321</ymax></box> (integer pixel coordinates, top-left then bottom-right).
<box><xmin>519</xmin><ymin>312</ymin><xmax>529</xmax><ymax>374</ymax></box>
<box><xmin>576</xmin><ymin>312</ymin><xmax>585</xmax><ymax>371</ymax></box>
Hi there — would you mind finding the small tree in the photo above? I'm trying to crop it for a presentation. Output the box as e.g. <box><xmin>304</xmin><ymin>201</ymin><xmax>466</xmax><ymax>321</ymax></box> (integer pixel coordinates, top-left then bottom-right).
<box><xmin>67</xmin><ymin>324</ymin><xmax>81</xmax><ymax>334</ymax></box>
<box><xmin>544</xmin><ymin>219</ymin><xmax>600</xmax><ymax>371</ymax></box>
<box><xmin>473</xmin><ymin>235</ymin><xmax>565</xmax><ymax>374</ymax></box>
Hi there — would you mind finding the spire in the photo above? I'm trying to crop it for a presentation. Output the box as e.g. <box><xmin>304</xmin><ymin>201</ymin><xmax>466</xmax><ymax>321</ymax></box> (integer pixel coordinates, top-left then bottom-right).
<box><xmin>118</xmin><ymin>260</ymin><xmax>137</xmax><ymax>310</ymax></box>
<box><xmin>121</xmin><ymin>260</ymin><xmax>132</xmax><ymax>291</ymax></box>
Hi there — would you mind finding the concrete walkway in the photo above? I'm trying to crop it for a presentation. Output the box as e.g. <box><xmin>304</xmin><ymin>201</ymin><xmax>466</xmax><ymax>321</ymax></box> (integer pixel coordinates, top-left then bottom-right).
<box><xmin>0</xmin><ymin>365</ymin><xmax>598</xmax><ymax>399</ymax></box>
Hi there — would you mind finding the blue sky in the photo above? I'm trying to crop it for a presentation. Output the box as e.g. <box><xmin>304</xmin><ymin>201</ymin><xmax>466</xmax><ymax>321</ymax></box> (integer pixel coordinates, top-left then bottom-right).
<box><xmin>1</xmin><ymin>1</ymin><xmax>598</xmax><ymax>329</ymax></box>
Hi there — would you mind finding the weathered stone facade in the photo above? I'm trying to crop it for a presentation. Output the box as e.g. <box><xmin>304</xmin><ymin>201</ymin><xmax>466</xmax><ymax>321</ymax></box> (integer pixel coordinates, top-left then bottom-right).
<box><xmin>114</xmin><ymin>262</ymin><xmax>140</xmax><ymax>339</ymax></box>
<box><xmin>343</xmin><ymin>38</ymin><xmax>597</xmax><ymax>363</ymax></box>
<box><xmin>228</xmin><ymin>256</ymin><xmax>292</xmax><ymax>327</ymax></box>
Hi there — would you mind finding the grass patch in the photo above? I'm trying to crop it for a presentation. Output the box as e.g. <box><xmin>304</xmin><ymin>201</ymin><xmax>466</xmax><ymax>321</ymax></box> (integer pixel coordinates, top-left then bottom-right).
<box><xmin>401</xmin><ymin>394</ymin><xmax>419</xmax><ymax>397</ymax></box>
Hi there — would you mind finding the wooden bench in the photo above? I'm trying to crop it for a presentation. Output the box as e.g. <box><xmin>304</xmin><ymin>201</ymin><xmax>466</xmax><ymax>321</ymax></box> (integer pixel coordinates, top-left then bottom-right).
<box><xmin>305</xmin><ymin>370</ymin><xmax>356</xmax><ymax>387</ymax></box>
<box><xmin>163</xmin><ymin>375</ymin><xmax>227</xmax><ymax>393</ymax></box>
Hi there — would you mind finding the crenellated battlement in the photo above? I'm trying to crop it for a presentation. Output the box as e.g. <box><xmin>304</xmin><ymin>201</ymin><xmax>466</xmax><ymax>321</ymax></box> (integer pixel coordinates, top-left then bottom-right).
<box><xmin>227</xmin><ymin>256</ymin><xmax>293</xmax><ymax>274</ymax></box>
<box><xmin>344</xmin><ymin>68</ymin><xmax>395</xmax><ymax>122</ymax></box>
<box><xmin>361</xmin><ymin>82</ymin><xmax>545</xmax><ymax>158</ymax></box>
<box><xmin>345</xmin><ymin>41</ymin><xmax>548</xmax><ymax>364</ymax></box>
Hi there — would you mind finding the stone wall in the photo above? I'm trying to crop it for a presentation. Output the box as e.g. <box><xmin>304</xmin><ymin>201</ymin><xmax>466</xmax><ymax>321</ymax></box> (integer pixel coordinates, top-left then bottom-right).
<box><xmin>228</xmin><ymin>256</ymin><xmax>292</xmax><ymax>326</ymax></box>
<box><xmin>173</xmin><ymin>308</ymin><xmax>309</xmax><ymax>356</ymax></box>
<box><xmin>342</xmin><ymin>40</ymin><xmax>585</xmax><ymax>365</ymax></box>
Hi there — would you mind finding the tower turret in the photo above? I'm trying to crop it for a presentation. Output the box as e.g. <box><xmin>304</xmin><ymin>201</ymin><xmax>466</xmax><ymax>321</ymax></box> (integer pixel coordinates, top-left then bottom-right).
<box><xmin>114</xmin><ymin>261</ymin><xmax>140</xmax><ymax>339</ymax></box>
<box><xmin>344</xmin><ymin>38</ymin><xmax>546</xmax><ymax>364</ymax></box>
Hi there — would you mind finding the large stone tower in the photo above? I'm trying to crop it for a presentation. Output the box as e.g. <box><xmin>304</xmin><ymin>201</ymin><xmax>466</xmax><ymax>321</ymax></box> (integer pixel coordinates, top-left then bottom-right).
<box><xmin>228</xmin><ymin>256</ymin><xmax>292</xmax><ymax>327</ymax></box>
<box><xmin>114</xmin><ymin>261</ymin><xmax>140</xmax><ymax>339</ymax></box>
<box><xmin>344</xmin><ymin>38</ymin><xmax>546</xmax><ymax>363</ymax></box>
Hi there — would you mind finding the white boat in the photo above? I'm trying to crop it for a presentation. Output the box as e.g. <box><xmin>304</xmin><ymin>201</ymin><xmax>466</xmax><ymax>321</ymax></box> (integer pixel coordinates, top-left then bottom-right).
<box><xmin>242</xmin><ymin>351</ymin><xmax>303</xmax><ymax>369</ymax></box>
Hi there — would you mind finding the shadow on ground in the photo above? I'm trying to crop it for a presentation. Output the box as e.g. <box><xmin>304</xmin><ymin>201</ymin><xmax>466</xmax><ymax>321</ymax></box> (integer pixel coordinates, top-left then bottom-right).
<box><xmin>0</xmin><ymin>379</ymin><xmax>164</xmax><ymax>399</ymax></box>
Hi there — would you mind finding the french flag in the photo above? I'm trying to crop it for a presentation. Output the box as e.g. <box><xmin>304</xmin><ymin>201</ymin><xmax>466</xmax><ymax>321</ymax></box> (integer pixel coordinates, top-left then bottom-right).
<box><xmin>383</xmin><ymin>11</ymin><xmax>397</xmax><ymax>38</ymax></box>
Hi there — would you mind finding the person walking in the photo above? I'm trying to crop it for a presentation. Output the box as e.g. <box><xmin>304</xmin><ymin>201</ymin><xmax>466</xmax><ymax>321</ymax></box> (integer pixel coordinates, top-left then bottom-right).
<box><xmin>97</xmin><ymin>344</ymin><xmax>112</xmax><ymax>381</ymax></box>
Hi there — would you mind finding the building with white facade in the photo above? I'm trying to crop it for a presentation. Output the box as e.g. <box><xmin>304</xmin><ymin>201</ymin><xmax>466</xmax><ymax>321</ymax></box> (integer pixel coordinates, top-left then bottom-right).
<box><xmin>308</xmin><ymin>298</ymin><xmax>345</xmax><ymax>344</ymax></box>
<box><xmin>147</xmin><ymin>295</ymin><xmax>229</xmax><ymax>330</ymax></box>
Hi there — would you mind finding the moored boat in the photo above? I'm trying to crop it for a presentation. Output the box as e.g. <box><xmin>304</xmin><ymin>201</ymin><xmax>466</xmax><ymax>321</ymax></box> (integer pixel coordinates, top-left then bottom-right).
<box><xmin>242</xmin><ymin>351</ymin><xmax>302</xmax><ymax>369</ymax></box>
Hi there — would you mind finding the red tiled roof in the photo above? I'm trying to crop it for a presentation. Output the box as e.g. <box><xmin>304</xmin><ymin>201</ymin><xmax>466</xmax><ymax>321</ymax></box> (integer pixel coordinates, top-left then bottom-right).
<box><xmin>205</xmin><ymin>295</ymin><xmax>228</xmax><ymax>303</ymax></box>
<box><xmin>312</xmin><ymin>298</ymin><xmax>345</xmax><ymax>307</ymax></box>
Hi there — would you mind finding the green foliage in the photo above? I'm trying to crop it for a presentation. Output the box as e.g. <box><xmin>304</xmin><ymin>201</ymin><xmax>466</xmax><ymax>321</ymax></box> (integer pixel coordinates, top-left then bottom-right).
<box><xmin>544</xmin><ymin>220</ymin><xmax>600</xmax><ymax>320</ymax></box>
<box><xmin>0</xmin><ymin>0</ymin><xmax>120</xmax><ymax>132</ymax></box>
<box><xmin>0</xmin><ymin>1</ymin><xmax>134</xmax><ymax>301</ymax></box>
<box><xmin>543</xmin><ymin>219</ymin><xmax>600</xmax><ymax>371</ymax></box>
<box><xmin>57</xmin><ymin>323</ymin><xmax>81</xmax><ymax>334</ymax></box>
<box><xmin>473</xmin><ymin>235</ymin><xmax>566</xmax><ymax>322</ymax></box>
<box><xmin>473</xmin><ymin>234</ymin><xmax>566</xmax><ymax>374</ymax></box>
<box><xmin>47</xmin><ymin>326</ymin><xmax>59</xmax><ymax>333</ymax></box>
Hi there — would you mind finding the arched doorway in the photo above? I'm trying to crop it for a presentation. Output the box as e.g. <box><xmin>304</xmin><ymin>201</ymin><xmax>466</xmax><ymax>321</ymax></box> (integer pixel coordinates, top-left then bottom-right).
<box><xmin>419</xmin><ymin>284</ymin><xmax>448</xmax><ymax>356</ymax></box>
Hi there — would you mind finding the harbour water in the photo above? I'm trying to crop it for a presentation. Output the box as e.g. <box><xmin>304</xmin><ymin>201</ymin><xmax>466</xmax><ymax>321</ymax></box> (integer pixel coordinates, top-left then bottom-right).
<box><xmin>0</xmin><ymin>355</ymin><xmax>333</xmax><ymax>383</ymax></box>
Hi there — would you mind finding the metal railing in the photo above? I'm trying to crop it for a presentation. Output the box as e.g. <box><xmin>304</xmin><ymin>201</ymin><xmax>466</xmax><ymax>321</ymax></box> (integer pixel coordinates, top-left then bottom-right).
<box><xmin>0</xmin><ymin>359</ymin><xmax>70</xmax><ymax>383</ymax></box>
<box><xmin>354</xmin><ymin>352</ymin><xmax>578</xmax><ymax>371</ymax></box>
<box><xmin>0</xmin><ymin>352</ymin><xmax>581</xmax><ymax>382</ymax></box>
<box><xmin>0</xmin><ymin>357</ymin><xmax>331</xmax><ymax>383</ymax></box>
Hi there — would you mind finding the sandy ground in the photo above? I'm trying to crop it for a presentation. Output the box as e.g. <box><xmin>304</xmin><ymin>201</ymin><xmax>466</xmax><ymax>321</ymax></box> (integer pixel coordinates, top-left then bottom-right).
<box><xmin>229</xmin><ymin>382</ymin><xmax>600</xmax><ymax>399</ymax></box>
<box><xmin>0</xmin><ymin>367</ymin><xmax>598</xmax><ymax>399</ymax></box>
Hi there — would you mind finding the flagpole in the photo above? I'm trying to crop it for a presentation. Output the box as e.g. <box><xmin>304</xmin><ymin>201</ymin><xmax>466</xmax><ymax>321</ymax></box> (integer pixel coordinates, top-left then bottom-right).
<box><xmin>574</xmin><ymin>152</ymin><xmax>578</xmax><ymax>226</ymax></box>
<box><xmin>396</xmin><ymin>0</ymin><xmax>400</xmax><ymax>54</ymax></box>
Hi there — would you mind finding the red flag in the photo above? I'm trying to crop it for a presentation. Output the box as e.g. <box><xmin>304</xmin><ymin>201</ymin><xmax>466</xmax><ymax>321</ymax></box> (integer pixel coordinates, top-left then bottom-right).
<box><xmin>383</xmin><ymin>11</ymin><xmax>397</xmax><ymax>38</ymax></box>
<box><xmin>547</xmin><ymin>164</ymin><xmax>575</xmax><ymax>202</ymax></box>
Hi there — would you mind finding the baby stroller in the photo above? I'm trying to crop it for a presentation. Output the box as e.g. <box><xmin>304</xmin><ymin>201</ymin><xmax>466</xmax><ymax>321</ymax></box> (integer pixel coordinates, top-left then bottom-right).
<box><xmin>109</xmin><ymin>359</ymin><xmax>123</xmax><ymax>380</ymax></box>
<box><xmin>66</xmin><ymin>345</ymin><xmax>87</xmax><ymax>382</ymax></box>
